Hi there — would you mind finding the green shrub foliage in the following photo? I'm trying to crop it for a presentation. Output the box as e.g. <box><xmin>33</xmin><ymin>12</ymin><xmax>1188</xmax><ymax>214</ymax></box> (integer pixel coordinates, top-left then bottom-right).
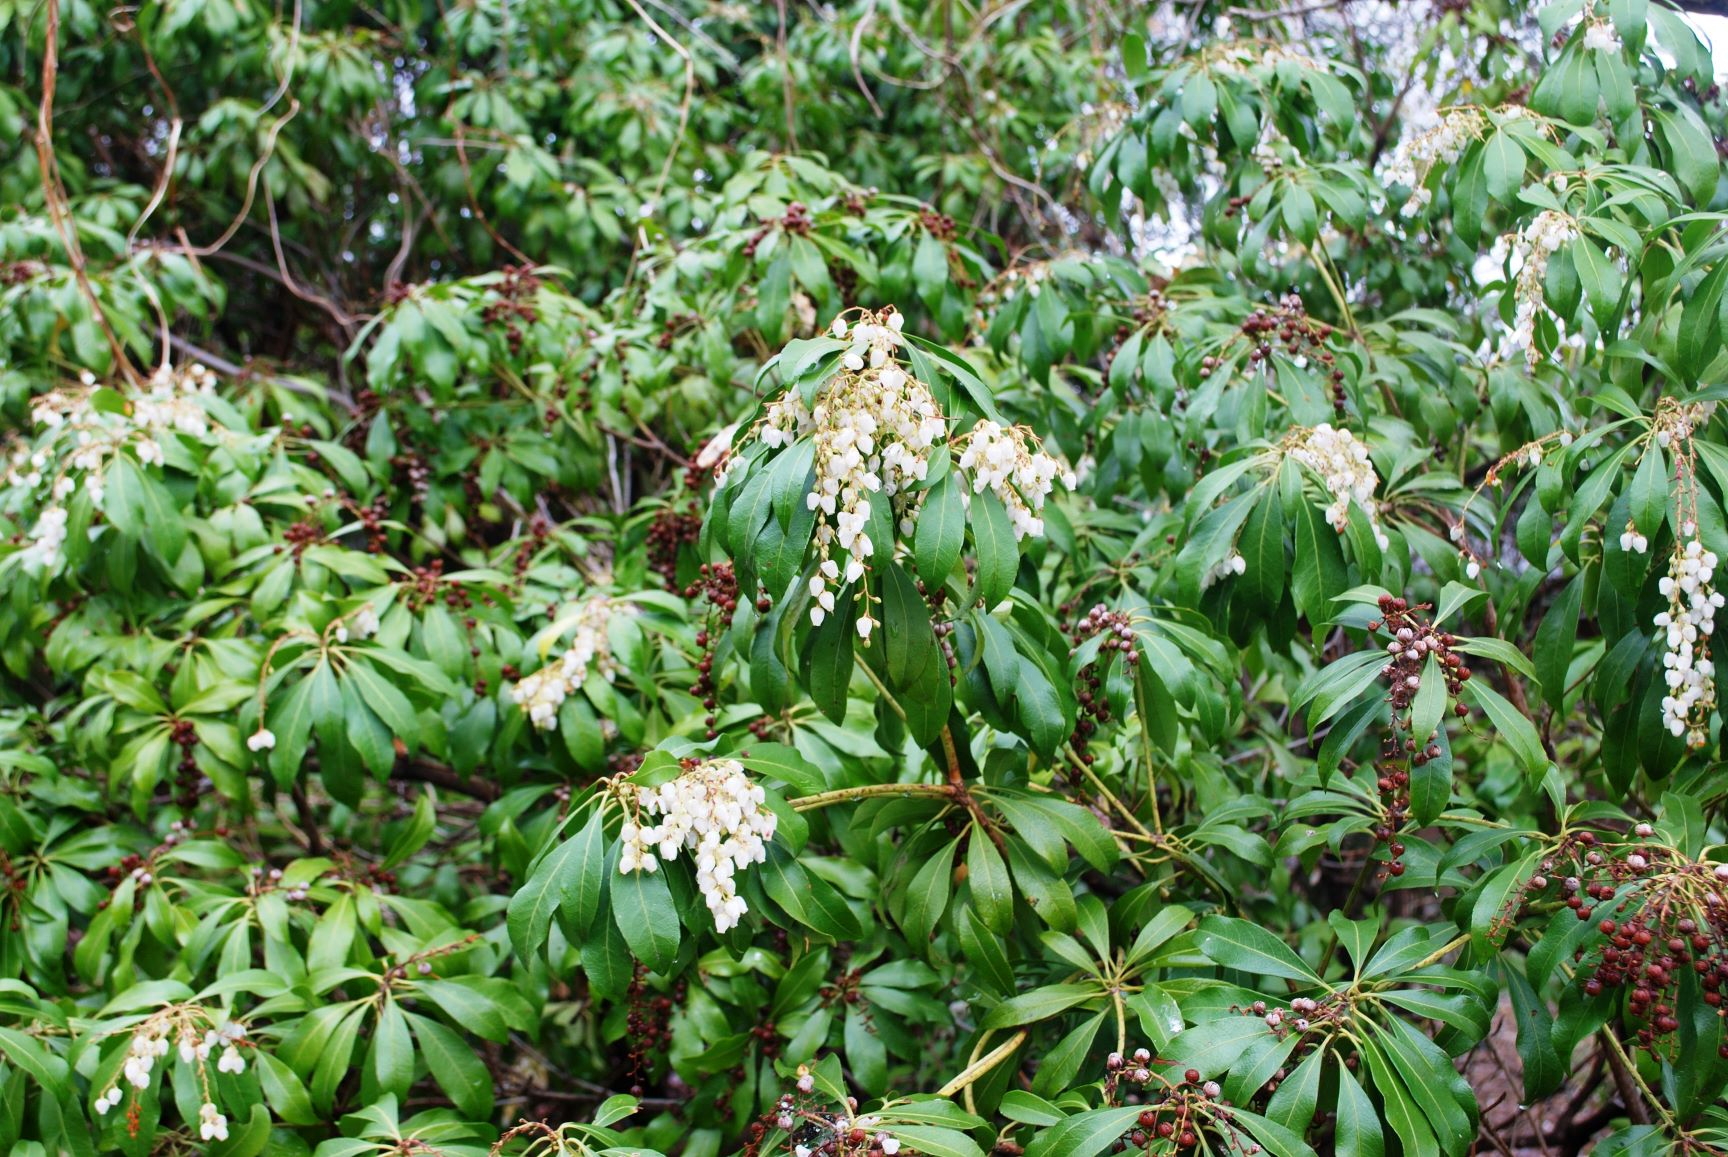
<box><xmin>2</xmin><ymin>0</ymin><xmax>1728</xmax><ymax>1153</ymax></box>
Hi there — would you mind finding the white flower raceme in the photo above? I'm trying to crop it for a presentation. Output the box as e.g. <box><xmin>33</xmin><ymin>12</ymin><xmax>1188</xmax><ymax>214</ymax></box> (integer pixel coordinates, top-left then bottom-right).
<box><xmin>122</xmin><ymin>1029</ymin><xmax>170</xmax><ymax>1089</ymax></box>
<box><xmin>952</xmin><ymin>420</ymin><xmax>1077</xmax><ymax>542</ymax></box>
<box><xmin>335</xmin><ymin>604</ymin><xmax>381</xmax><ymax>644</ymax></box>
<box><xmin>199</xmin><ymin>1102</ymin><xmax>229</xmax><ymax>1142</ymax></box>
<box><xmin>753</xmin><ymin>310</ymin><xmax>944</xmax><ymax>637</ymax></box>
<box><xmin>728</xmin><ymin>309</ymin><xmax>1076</xmax><ymax>639</ymax></box>
<box><xmin>1655</xmin><ymin>536</ymin><xmax>1722</xmax><ymax>747</ymax></box>
<box><xmin>1251</xmin><ymin>127</ymin><xmax>1292</xmax><ymax>174</ymax></box>
<box><xmin>1583</xmin><ymin>20</ymin><xmax>1622</xmax><ymax>52</ymax></box>
<box><xmin>1498</xmin><ymin>210</ymin><xmax>1579</xmax><ymax>367</ymax></box>
<box><xmin>617</xmin><ymin>758</ymin><xmax>776</xmax><ymax>932</ymax></box>
<box><xmin>1285</xmin><ymin>424</ymin><xmax>1392</xmax><ymax>551</ymax></box>
<box><xmin>511</xmin><ymin>595</ymin><xmax>631</xmax><ymax>730</ymax></box>
<box><xmin>1382</xmin><ymin>108</ymin><xmax>1486</xmax><ymax>215</ymax></box>
<box><xmin>97</xmin><ymin>1006</ymin><xmax>251</xmax><ymax>1123</ymax></box>
<box><xmin>20</xmin><ymin>506</ymin><xmax>68</xmax><ymax>573</ymax></box>
<box><xmin>6</xmin><ymin>363</ymin><xmax>223</xmax><ymax>577</ymax></box>
<box><xmin>1619</xmin><ymin>521</ymin><xmax>1650</xmax><ymax>555</ymax></box>
<box><xmin>1201</xmin><ymin>551</ymin><xmax>1247</xmax><ymax>591</ymax></box>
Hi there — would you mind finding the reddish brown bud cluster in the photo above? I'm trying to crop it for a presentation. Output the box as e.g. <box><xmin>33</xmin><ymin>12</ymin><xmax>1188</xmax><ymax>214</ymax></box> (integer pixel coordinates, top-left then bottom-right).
<box><xmin>511</xmin><ymin>513</ymin><xmax>553</xmax><ymax>581</ymax></box>
<box><xmin>171</xmin><ymin>717</ymin><xmax>203</xmax><ymax>811</ymax></box>
<box><xmin>624</xmin><ymin>963</ymin><xmax>685</xmax><ymax>1092</ymax></box>
<box><xmin>1362</xmin><ymin>594</ymin><xmax>1473</xmax><ymax>877</ymax></box>
<box><xmin>1102</xmin><ymin>1046</ymin><xmax>1259</xmax><ymax>1154</ymax></box>
<box><xmin>1062</xmin><ymin>603</ymin><xmax>1139</xmax><ymax>772</ymax></box>
<box><xmin>743</xmin><ymin>202</ymin><xmax>814</xmax><ymax>260</ymax></box>
<box><xmin>1519</xmin><ymin>831</ymin><xmax>1728</xmax><ymax>1053</ymax></box>
<box><xmin>686</xmin><ymin>563</ymin><xmax>742</xmax><ymax>739</ymax></box>
<box><xmin>1200</xmin><ymin>294</ymin><xmax>1346</xmax><ymax>414</ymax></box>
<box><xmin>646</xmin><ymin>504</ymin><xmax>702</xmax><ymax>588</ymax></box>
<box><xmin>480</xmin><ymin>265</ymin><xmax>542</xmax><ymax>355</ymax></box>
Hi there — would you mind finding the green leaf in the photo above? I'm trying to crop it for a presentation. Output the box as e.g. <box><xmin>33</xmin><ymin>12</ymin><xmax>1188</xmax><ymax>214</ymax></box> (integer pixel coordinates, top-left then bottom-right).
<box><xmin>1410</xmin><ymin>653</ymin><xmax>1445</xmax><ymax>746</ymax></box>
<box><xmin>1656</xmin><ymin>106</ymin><xmax>1721</xmax><ymax>204</ymax></box>
<box><xmin>367</xmin><ymin>1000</ymin><xmax>414</xmax><ymax>1100</ymax></box>
<box><xmin>1196</xmin><ymin>915</ymin><xmax>1321</xmax><ymax>983</ymax></box>
<box><xmin>737</xmin><ymin>743</ymin><xmax>825</xmax><ymax>792</ymax></box>
<box><xmin>1024</xmin><ymin>1107</ymin><xmax>1145</xmax><ymax>1157</ymax></box>
<box><xmin>980</xmin><ymin>983</ymin><xmax>1103</xmax><ymax>1032</ymax></box>
<box><xmin>1463</xmin><ymin>680</ymin><xmax>1546</xmax><ymax>780</ymax></box>
<box><xmin>1482</xmin><ymin>132</ymin><xmax>1524</xmax><ymax>203</ymax></box>
<box><xmin>555</xmin><ymin>807</ymin><xmax>609</xmax><ymax>941</ymax></box>
<box><xmin>405</xmin><ymin>1011</ymin><xmax>495</xmax><ymax>1119</ymax></box>
<box><xmin>1238</xmin><ymin>490</ymin><xmax>1286</xmax><ymax>608</ymax></box>
<box><xmin>1532</xmin><ymin>573</ymin><xmax>1584</xmax><ymax>712</ymax></box>
<box><xmin>508</xmin><ymin>825</ymin><xmax>585</xmax><ymax>959</ymax></box>
<box><xmin>915</xmin><ymin>473</ymin><xmax>966</xmax><ymax>587</ymax></box>
<box><xmin>610</xmin><ymin>864</ymin><xmax>681</xmax><ymax>973</ymax></box>
<box><xmin>105</xmin><ymin>452</ymin><xmax>186</xmax><ymax>563</ymax></box>
<box><xmin>902</xmin><ymin>837</ymin><xmax>958</xmax><ymax>948</ymax></box>
<box><xmin>1629</xmin><ymin>444</ymin><xmax>1669</xmax><ymax>538</ymax></box>
<box><xmin>381</xmin><ymin>789</ymin><xmax>436</xmax><ymax>870</ymax></box>
<box><xmin>1333</xmin><ymin>1066</ymin><xmax>1386</xmax><ymax>1157</ymax></box>
<box><xmin>966</xmin><ymin>831</ymin><xmax>1013</xmax><ymax>934</ymax></box>
<box><xmin>969</xmin><ymin>488</ymin><xmax>1019</xmax><ymax>609</ymax></box>
<box><xmin>1164</xmin><ymin>1015</ymin><xmax>1277</xmax><ymax>1075</ymax></box>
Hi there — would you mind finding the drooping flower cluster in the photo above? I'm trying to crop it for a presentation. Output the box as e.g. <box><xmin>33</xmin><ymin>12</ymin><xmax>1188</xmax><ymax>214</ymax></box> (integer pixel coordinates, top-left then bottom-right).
<box><xmin>952</xmin><ymin>420</ymin><xmax>1077</xmax><ymax>542</ymax></box>
<box><xmin>1499</xmin><ymin>210</ymin><xmax>1579</xmax><ymax>367</ymax></box>
<box><xmin>1284</xmin><ymin>423</ymin><xmax>1391</xmax><ymax>551</ymax></box>
<box><xmin>1583</xmin><ymin>19</ymin><xmax>1622</xmax><ymax>52</ymax></box>
<box><xmin>94</xmin><ymin>1006</ymin><xmax>248</xmax><ymax>1126</ymax></box>
<box><xmin>722</xmin><ymin>309</ymin><xmax>1077</xmax><ymax>639</ymax></box>
<box><xmin>199</xmin><ymin>1101</ymin><xmax>231</xmax><ymax>1142</ymax></box>
<box><xmin>748</xmin><ymin>311</ymin><xmax>945</xmax><ymax>638</ymax></box>
<box><xmin>1657</xmin><ymin>533</ymin><xmax>1722</xmax><ymax>747</ymax></box>
<box><xmin>1381</xmin><ymin>107</ymin><xmax>1486</xmax><ymax>215</ymax></box>
<box><xmin>5</xmin><ymin>363</ymin><xmax>220</xmax><ymax>575</ymax></box>
<box><xmin>616</xmin><ymin>758</ymin><xmax>776</xmax><ymax>932</ymax></box>
<box><xmin>1201</xmin><ymin>551</ymin><xmax>1246</xmax><ymax>591</ymax></box>
<box><xmin>334</xmin><ymin>603</ymin><xmax>381</xmax><ymax>644</ymax></box>
<box><xmin>510</xmin><ymin>595</ymin><xmax>630</xmax><ymax>730</ymax></box>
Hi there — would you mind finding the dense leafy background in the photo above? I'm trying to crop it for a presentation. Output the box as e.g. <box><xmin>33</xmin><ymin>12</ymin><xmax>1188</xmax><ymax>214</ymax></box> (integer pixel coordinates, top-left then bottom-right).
<box><xmin>4</xmin><ymin>0</ymin><xmax>1728</xmax><ymax>1154</ymax></box>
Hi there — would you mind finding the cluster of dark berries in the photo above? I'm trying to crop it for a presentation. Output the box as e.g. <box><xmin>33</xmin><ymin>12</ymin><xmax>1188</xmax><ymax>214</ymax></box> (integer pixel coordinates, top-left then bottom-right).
<box><xmin>511</xmin><ymin>513</ymin><xmax>552</xmax><ymax>582</ymax></box>
<box><xmin>404</xmin><ymin>560</ymin><xmax>474</xmax><ymax>618</ymax></box>
<box><xmin>1197</xmin><ymin>296</ymin><xmax>1347</xmax><ymax>413</ymax></box>
<box><xmin>170</xmin><ymin>718</ymin><xmax>203</xmax><ymax>811</ymax></box>
<box><xmin>389</xmin><ymin>452</ymin><xmax>430</xmax><ymax>508</ymax></box>
<box><xmin>1</xmin><ymin>260</ymin><xmax>45</xmax><ymax>286</ymax></box>
<box><xmin>743</xmin><ymin>202</ymin><xmax>814</xmax><ymax>260</ymax></box>
<box><xmin>1062</xmin><ymin>603</ymin><xmax>1139</xmax><ymax>767</ymax></box>
<box><xmin>1</xmin><ymin>850</ymin><xmax>27</xmax><ymax>932</ymax></box>
<box><xmin>654</xmin><ymin>311</ymin><xmax>698</xmax><ymax>350</ymax></box>
<box><xmin>1360</xmin><ymin>594</ymin><xmax>1472</xmax><ymax>875</ymax></box>
<box><xmin>646</xmin><ymin>504</ymin><xmax>702</xmax><ymax>587</ymax></box>
<box><xmin>97</xmin><ymin>822</ymin><xmax>204</xmax><ymax>915</ymax></box>
<box><xmin>624</xmin><ymin>963</ymin><xmax>684</xmax><ymax>1092</ymax></box>
<box><xmin>919</xmin><ymin>207</ymin><xmax>957</xmax><ymax>242</ymax></box>
<box><xmin>340</xmin><ymin>494</ymin><xmax>391</xmax><ymax>554</ymax></box>
<box><xmin>480</xmin><ymin>266</ymin><xmax>542</xmax><ymax>355</ymax></box>
<box><xmin>1103</xmin><ymin>1049</ymin><xmax>1255</xmax><ymax>1153</ymax></box>
<box><xmin>279</xmin><ymin>518</ymin><xmax>322</xmax><ymax>560</ymax></box>
<box><xmin>1519</xmin><ymin>829</ymin><xmax>1728</xmax><ymax>1053</ymax></box>
<box><xmin>916</xmin><ymin>578</ymin><xmax>959</xmax><ymax>684</ymax></box>
<box><xmin>685</xmin><ymin>564</ymin><xmax>742</xmax><ymax>739</ymax></box>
